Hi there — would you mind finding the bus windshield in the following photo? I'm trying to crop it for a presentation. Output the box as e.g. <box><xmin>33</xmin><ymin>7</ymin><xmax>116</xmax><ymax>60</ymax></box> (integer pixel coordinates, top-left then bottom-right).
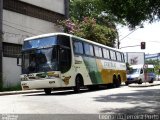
<box><xmin>21</xmin><ymin>35</ymin><xmax>71</xmax><ymax>74</ymax></box>
<box><xmin>22</xmin><ymin>46</ymin><xmax>58</xmax><ymax>74</ymax></box>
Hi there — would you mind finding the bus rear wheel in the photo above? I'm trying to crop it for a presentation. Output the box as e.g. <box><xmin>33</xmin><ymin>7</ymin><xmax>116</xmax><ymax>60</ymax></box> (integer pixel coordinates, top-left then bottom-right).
<box><xmin>44</xmin><ymin>88</ymin><xmax>52</xmax><ymax>95</ymax></box>
<box><xmin>117</xmin><ymin>75</ymin><xmax>121</xmax><ymax>87</ymax></box>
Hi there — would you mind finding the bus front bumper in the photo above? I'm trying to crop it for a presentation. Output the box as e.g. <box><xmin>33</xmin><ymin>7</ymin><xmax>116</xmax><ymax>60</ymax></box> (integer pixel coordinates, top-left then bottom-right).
<box><xmin>21</xmin><ymin>78</ymin><xmax>62</xmax><ymax>90</ymax></box>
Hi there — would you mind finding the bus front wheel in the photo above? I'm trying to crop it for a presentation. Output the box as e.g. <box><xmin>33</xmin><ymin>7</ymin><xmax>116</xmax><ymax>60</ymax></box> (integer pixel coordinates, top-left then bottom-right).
<box><xmin>73</xmin><ymin>76</ymin><xmax>82</xmax><ymax>93</ymax></box>
<box><xmin>44</xmin><ymin>88</ymin><xmax>52</xmax><ymax>95</ymax></box>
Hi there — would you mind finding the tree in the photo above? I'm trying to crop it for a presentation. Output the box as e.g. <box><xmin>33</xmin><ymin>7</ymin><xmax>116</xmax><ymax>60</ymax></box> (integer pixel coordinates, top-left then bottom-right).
<box><xmin>58</xmin><ymin>0</ymin><xmax>118</xmax><ymax>47</ymax></box>
<box><xmin>69</xmin><ymin>0</ymin><xmax>105</xmax><ymax>20</ymax></box>
<box><xmin>145</xmin><ymin>59</ymin><xmax>160</xmax><ymax>75</ymax></box>
<box><xmin>103</xmin><ymin>0</ymin><xmax>160</xmax><ymax>28</ymax></box>
<box><xmin>70</xmin><ymin>0</ymin><xmax>160</xmax><ymax>28</ymax></box>
<box><xmin>59</xmin><ymin>17</ymin><xmax>117</xmax><ymax>47</ymax></box>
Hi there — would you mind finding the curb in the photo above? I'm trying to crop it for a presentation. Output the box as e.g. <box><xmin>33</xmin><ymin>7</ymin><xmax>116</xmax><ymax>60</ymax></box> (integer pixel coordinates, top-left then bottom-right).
<box><xmin>128</xmin><ymin>82</ymin><xmax>160</xmax><ymax>87</ymax></box>
<box><xmin>0</xmin><ymin>89</ymin><xmax>44</xmax><ymax>96</ymax></box>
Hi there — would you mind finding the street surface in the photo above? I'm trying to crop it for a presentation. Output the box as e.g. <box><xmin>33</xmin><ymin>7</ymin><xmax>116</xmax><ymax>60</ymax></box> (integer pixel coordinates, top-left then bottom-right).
<box><xmin>0</xmin><ymin>84</ymin><xmax>160</xmax><ymax>115</ymax></box>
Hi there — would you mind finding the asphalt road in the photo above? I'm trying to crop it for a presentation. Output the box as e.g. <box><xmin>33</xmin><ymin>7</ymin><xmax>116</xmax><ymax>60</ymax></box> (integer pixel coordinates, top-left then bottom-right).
<box><xmin>0</xmin><ymin>85</ymin><xmax>160</xmax><ymax>120</ymax></box>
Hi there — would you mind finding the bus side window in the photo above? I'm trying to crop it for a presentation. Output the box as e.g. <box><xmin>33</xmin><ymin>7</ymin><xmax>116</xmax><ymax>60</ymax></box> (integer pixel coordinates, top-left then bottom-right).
<box><xmin>73</xmin><ymin>41</ymin><xmax>83</xmax><ymax>54</ymax></box>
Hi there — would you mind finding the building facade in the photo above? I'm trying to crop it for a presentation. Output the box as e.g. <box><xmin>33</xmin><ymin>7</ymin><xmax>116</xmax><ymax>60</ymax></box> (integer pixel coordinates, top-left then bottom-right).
<box><xmin>0</xmin><ymin>0</ymin><xmax>69</xmax><ymax>88</ymax></box>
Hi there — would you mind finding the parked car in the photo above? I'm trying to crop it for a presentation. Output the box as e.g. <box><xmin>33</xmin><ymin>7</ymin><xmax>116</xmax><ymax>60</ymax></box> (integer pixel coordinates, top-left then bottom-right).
<box><xmin>126</xmin><ymin>64</ymin><xmax>155</xmax><ymax>85</ymax></box>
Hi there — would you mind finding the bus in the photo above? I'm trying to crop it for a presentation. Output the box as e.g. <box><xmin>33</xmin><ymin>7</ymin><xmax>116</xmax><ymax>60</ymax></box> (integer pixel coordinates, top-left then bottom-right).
<box><xmin>18</xmin><ymin>33</ymin><xmax>126</xmax><ymax>94</ymax></box>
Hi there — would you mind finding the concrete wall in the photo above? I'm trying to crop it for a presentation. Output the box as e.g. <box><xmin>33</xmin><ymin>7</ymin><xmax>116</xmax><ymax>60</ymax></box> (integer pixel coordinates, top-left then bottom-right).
<box><xmin>20</xmin><ymin>0</ymin><xmax>65</xmax><ymax>15</ymax></box>
<box><xmin>2</xmin><ymin>10</ymin><xmax>62</xmax><ymax>87</ymax></box>
<box><xmin>3</xmin><ymin>57</ymin><xmax>21</xmax><ymax>87</ymax></box>
<box><xmin>3</xmin><ymin>10</ymin><xmax>61</xmax><ymax>44</ymax></box>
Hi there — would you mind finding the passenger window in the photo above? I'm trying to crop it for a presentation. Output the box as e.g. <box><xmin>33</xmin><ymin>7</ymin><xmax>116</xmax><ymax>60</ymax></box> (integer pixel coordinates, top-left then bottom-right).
<box><xmin>94</xmin><ymin>46</ymin><xmax>102</xmax><ymax>57</ymax></box>
<box><xmin>110</xmin><ymin>50</ymin><xmax>116</xmax><ymax>60</ymax></box>
<box><xmin>140</xmin><ymin>69</ymin><xmax>143</xmax><ymax>74</ymax></box>
<box><xmin>102</xmin><ymin>48</ymin><xmax>110</xmax><ymax>59</ymax></box>
<box><xmin>116</xmin><ymin>52</ymin><xmax>122</xmax><ymax>61</ymax></box>
<box><xmin>73</xmin><ymin>41</ymin><xmax>83</xmax><ymax>54</ymax></box>
<box><xmin>84</xmin><ymin>43</ymin><xmax>94</xmax><ymax>56</ymax></box>
<box><xmin>121</xmin><ymin>53</ymin><xmax>125</xmax><ymax>62</ymax></box>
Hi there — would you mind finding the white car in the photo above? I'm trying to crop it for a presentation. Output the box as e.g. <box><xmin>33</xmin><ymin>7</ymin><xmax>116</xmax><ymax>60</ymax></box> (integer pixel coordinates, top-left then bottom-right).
<box><xmin>126</xmin><ymin>64</ymin><xmax>155</xmax><ymax>85</ymax></box>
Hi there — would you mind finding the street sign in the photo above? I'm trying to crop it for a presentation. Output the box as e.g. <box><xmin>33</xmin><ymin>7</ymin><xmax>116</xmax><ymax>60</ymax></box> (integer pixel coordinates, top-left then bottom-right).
<box><xmin>143</xmin><ymin>64</ymin><xmax>148</xmax><ymax>69</ymax></box>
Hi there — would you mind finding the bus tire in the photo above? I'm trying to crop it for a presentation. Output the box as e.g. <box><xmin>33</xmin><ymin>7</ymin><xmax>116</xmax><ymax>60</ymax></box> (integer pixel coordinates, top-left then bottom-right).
<box><xmin>44</xmin><ymin>88</ymin><xmax>52</xmax><ymax>95</ymax></box>
<box><xmin>125</xmin><ymin>81</ymin><xmax>129</xmax><ymax>86</ymax></box>
<box><xmin>117</xmin><ymin>75</ymin><xmax>121</xmax><ymax>87</ymax></box>
<box><xmin>113</xmin><ymin>75</ymin><xmax>119</xmax><ymax>88</ymax></box>
<box><xmin>73</xmin><ymin>75</ymin><xmax>83</xmax><ymax>93</ymax></box>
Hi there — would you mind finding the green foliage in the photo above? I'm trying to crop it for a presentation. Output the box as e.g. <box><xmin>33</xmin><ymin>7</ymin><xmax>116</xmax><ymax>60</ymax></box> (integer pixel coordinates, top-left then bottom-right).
<box><xmin>0</xmin><ymin>84</ymin><xmax>21</xmax><ymax>92</ymax></box>
<box><xmin>58</xmin><ymin>0</ymin><xmax>119</xmax><ymax>47</ymax></box>
<box><xmin>59</xmin><ymin>17</ymin><xmax>117</xmax><ymax>47</ymax></box>
<box><xmin>145</xmin><ymin>59</ymin><xmax>160</xmax><ymax>75</ymax></box>
<box><xmin>69</xmin><ymin>0</ymin><xmax>105</xmax><ymax>20</ymax></box>
<box><xmin>103</xmin><ymin>0</ymin><xmax>160</xmax><ymax>28</ymax></box>
<box><xmin>70</xmin><ymin>0</ymin><xmax>160</xmax><ymax>28</ymax></box>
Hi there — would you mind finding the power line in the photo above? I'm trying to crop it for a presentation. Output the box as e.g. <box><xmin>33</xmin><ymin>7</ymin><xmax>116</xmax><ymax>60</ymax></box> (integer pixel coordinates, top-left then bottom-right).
<box><xmin>3</xmin><ymin>23</ymin><xmax>36</xmax><ymax>35</ymax></box>
<box><xmin>4</xmin><ymin>31</ymin><xmax>28</xmax><ymax>36</ymax></box>
<box><xmin>3</xmin><ymin>19</ymin><xmax>46</xmax><ymax>34</ymax></box>
<box><xmin>127</xmin><ymin>37</ymin><xmax>160</xmax><ymax>43</ymax></box>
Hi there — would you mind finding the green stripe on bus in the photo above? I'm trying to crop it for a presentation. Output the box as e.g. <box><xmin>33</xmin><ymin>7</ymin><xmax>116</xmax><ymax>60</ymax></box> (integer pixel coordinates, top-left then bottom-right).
<box><xmin>83</xmin><ymin>57</ymin><xmax>103</xmax><ymax>84</ymax></box>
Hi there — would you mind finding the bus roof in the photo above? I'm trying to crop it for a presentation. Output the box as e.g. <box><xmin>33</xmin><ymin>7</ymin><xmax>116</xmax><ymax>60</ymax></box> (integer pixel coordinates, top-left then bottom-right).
<box><xmin>24</xmin><ymin>32</ymin><xmax>122</xmax><ymax>52</ymax></box>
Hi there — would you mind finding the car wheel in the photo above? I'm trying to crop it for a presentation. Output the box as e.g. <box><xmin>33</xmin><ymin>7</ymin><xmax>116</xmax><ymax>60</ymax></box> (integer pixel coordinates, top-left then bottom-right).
<box><xmin>138</xmin><ymin>79</ymin><xmax>142</xmax><ymax>84</ymax></box>
<box><xmin>149</xmin><ymin>79</ymin><xmax>154</xmax><ymax>83</ymax></box>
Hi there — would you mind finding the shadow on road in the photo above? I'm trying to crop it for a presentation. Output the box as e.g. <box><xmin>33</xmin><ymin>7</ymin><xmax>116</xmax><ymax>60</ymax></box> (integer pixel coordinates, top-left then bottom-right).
<box><xmin>24</xmin><ymin>85</ymin><xmax>120</xmax><ymax>96</ymax></box>
<box><xmin>93</xmin><ymin>88</ymin><xmax>160</xmax><ymax>114</ymax></box>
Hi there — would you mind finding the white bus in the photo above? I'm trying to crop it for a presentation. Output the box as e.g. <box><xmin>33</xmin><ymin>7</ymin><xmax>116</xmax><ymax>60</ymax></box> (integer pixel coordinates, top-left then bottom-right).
<box><xmin>18</xmin><ymin>33</ymin><xmax>126</xmax><ymax>94</ymax></box>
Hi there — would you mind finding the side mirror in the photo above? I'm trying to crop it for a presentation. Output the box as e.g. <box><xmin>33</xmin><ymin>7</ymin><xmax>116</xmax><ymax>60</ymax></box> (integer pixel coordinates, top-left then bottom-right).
<box><xmin>17</xmin><ymin>56</ymin><xmax>22</xmax><ymax>66</ymax></box>
<box><xmin>140</xmin><ymin>69</ymin><xmax>143</xmax><ymax>74</ymax></box>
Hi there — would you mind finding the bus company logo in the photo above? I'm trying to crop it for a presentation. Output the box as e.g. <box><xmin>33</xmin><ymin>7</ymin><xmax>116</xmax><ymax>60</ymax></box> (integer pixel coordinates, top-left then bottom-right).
<box><xmin>63</xmin><ymin>76</ymin><xmax>71</xmax><ymax>85</ymax></box>
<box><xmin>104</xmin><ymin>62</ymin><xmax>116</xmax><ymax>68</ymax></box>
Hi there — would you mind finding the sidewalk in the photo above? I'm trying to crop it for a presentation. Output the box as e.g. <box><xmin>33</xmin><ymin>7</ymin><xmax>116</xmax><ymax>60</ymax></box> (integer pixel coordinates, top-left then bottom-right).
<box><xmin>128</xmin><ymin>80</ymin><xmax>160</xmax><ymax>87</ymax></box>
<box><xmin>0</xmin><ymin>89</ymin><xmax>43</xmax><ymax>96</ymax></box>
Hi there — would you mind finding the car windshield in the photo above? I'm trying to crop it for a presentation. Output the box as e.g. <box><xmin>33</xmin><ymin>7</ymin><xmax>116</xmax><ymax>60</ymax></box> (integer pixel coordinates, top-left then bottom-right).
<box><xmin>22</xmin><ymin>46</ymin><xmax>58</xmax><ymax>74</ymax></box>
<box><xmin>128</xmin><ymin>68</ymin><xmax>140</xmax><ymax>74</ymax></box>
